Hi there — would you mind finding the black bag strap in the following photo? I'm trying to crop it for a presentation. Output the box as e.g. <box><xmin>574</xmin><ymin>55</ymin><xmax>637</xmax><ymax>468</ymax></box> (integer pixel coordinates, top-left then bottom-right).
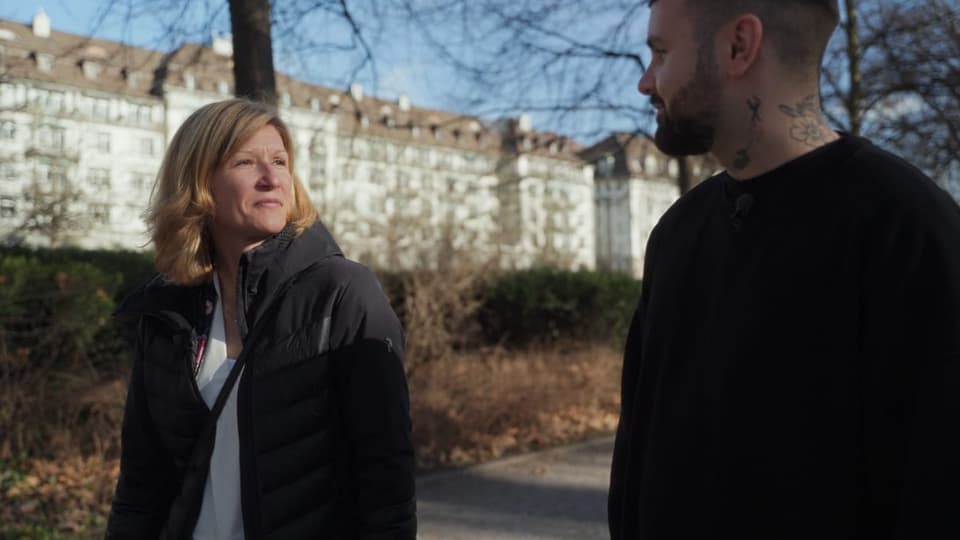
<box><xmin>201</xmin><ymin>271</ymin><xmax>305</xmax><ymax>425</ymax></box>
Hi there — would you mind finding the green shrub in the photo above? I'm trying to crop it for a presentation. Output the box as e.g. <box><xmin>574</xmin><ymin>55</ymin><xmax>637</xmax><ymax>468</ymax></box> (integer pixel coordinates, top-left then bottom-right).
<box><xmin>0</xmin><ymin>247</ymin><xmax>154</xmax><ymax>301</ymax></box>
<box><xmin>477</xmin><ymin>267</ymin><xmax>641</xmax><ymax>347</ymax></box>
<box><xmin>0</xmin><ymin>255</ymin><xmax>124</xmax><ymax>458</ymax></box>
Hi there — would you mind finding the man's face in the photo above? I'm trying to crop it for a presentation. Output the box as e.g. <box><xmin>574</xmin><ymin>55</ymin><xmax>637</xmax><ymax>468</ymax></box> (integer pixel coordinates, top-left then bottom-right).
<box><xmin>639</xmin><ymin>0</ymin><xmax>722</xmax><ymax>156</ymax></box>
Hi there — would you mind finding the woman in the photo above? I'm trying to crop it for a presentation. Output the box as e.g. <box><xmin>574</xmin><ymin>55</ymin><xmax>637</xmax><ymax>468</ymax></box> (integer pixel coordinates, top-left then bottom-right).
<box><xmin>106</xmin><ymin>99</ymin><xmax>416</xmax><ymax>539</ymax></box>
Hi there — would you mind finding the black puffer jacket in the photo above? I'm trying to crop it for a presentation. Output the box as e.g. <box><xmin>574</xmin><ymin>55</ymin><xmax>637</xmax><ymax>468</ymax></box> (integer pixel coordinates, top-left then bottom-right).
<box><xmin>105</xmin><ymin>223</ymin><xmax>416</xmax><ymax>539</ymax></box>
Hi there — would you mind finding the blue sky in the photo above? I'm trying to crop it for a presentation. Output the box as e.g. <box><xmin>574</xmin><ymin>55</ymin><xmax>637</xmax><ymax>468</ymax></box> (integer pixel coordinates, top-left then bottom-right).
<box><xmin>1</xmin><ymin>2</ymin><xmax>651</xmax><ymax>142</ymax></box>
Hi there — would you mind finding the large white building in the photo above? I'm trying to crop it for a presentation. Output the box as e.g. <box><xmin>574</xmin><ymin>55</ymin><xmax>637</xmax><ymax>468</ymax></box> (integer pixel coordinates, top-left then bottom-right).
<box><xmin>0</xmin><ymin>10</ymin><xmax>685</xmax><ymax>276</ymax></box>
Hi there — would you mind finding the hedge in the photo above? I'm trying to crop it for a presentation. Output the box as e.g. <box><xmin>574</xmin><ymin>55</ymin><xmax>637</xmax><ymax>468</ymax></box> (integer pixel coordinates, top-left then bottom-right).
<box><xmin>476</xmin><ymin>266</ymin><xmax>641</xmax><ymax>347</ymax></box>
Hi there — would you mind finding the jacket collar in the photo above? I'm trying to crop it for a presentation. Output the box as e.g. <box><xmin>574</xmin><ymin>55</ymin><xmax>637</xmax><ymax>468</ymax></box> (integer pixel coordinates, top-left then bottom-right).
<box><xmin>116</xmin><ymin>221</ymin><xmax>342</xmax><ymax>327</ymax></box>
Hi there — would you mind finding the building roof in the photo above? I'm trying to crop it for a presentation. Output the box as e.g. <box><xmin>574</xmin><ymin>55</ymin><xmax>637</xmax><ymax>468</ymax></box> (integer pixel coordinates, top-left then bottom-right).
<box><xmin>0</xmin><ymin>18</ymin><xmax>164</xmax><ymax>100</ymax></box>
<box><xmin>0</xmin><ymin>15</ymin><xmax>585</xmax><ymax>163</ymax></box>
<box><xmin>580</xmin><ymin>131</ymin><xmax>717</xmax><ymax>181</ymax></box>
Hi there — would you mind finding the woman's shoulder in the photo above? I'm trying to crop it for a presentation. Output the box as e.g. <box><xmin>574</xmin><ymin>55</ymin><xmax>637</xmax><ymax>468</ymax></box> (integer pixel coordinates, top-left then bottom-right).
<box><xmin>114</xmin><ymin>272</ymin><xmax>205</xmax><ymax>318</ymax></box>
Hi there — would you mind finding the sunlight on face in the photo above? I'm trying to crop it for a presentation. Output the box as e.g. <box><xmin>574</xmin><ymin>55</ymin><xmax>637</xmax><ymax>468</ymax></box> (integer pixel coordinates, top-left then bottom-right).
<box><xmin>209</xmin><ymin>124</ymin><xmax>293</xmax><ymax>251</ymax></box>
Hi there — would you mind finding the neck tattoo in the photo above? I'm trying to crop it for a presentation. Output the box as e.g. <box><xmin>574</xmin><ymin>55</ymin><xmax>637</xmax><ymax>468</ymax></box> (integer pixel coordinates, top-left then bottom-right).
<box><xmin>780</xmin><ymin>95</ymin><xmax>829</xmax><ymax>148</ymax></box>
<box><xmin>733</xmin><ymin>96</ymin><xmax>763</xmax><ymax>170</ymax></box>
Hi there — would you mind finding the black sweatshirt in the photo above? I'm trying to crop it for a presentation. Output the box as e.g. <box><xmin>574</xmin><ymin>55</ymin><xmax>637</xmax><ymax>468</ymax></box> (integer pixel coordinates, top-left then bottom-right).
<box><xmin>609</xmin><ymin>135</ymin><xmax>960</xmax><ymax>539</ymax></box>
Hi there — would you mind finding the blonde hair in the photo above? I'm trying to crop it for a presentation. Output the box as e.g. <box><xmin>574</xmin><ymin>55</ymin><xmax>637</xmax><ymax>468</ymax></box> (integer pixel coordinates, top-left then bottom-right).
<box><xmin>146</xmin><ymin>98</ymin><xmax>318</xmax><ymax>285</ymax></box>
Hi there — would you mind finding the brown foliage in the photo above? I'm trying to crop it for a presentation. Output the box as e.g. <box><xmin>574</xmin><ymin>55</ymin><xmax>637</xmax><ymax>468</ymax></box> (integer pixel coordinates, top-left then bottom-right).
<box><xmin>410</xmin><ymin>343</ymin><xmax>621</xmax><ymax>469</ymax></box>
<box><xmin>398</xmin><ymin>263</ymin><xmax>493</xmax><ymax>376</ymax></box>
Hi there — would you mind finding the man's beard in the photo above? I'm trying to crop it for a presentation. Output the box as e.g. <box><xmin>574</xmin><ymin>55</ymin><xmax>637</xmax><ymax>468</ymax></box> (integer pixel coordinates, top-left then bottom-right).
<box><xmin>652</xmin><ymin>44</ymin><xmax>722</xmax><ymax>157</ymax></box>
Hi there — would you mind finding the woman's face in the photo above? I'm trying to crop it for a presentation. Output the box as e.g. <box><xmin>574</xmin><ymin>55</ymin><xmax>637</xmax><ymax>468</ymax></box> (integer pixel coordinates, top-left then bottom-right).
<box><xmin>209</xmin><ymin>124</ymin><xmax>293</xmax><ymax>251</ymax></box>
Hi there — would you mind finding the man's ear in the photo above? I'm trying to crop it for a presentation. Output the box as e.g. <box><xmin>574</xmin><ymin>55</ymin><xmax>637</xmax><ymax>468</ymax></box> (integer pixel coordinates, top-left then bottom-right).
<box><xmin>719</xmin><ymin>14</ymin><xmax>763</xmax><ymax>79</ymax></box>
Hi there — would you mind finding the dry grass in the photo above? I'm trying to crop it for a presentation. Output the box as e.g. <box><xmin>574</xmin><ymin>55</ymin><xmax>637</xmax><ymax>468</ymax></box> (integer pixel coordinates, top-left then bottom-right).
<box><xmin>410</xmin><ymin>343</ymin><xmax>621</xmax><ymax>469</ymax></box>
<box><xmin>0</xmin><ymin>344</ymin><xmax>623</xmax><ymax>536</ymax></box>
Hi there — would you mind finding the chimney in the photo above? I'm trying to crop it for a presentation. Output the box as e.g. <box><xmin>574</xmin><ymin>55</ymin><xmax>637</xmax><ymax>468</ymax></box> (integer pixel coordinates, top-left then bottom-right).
<box><xmin>211</xmin><ymin>33</ymin><xmax>233</xmax><ymax>57</ymax></box>
<box><xmin>32</xmin><ymin>8</ymin><xmax>50</xmax><ymax>38</ymax></box>
<box><xmin>398</xmin><ymin>94</ymin><xmax>410</xmax><ymax>111</ymax></box>
<box><xmin>517</xmin><ymin>113</ymin><xmax>532</xmax><ymax>133</ymax></box>
<box><xmin>349</xmin><ymin>83</ymin><xmax>363</xmax><ymax>102</ymax></box>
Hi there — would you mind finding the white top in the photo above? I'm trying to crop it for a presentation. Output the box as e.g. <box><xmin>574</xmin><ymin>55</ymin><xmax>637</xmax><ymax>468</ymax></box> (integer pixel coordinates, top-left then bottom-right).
<box><xmin>193</xmin><ymin>275</ymin><xmax>245</xmax><ymax>540</ymax></box>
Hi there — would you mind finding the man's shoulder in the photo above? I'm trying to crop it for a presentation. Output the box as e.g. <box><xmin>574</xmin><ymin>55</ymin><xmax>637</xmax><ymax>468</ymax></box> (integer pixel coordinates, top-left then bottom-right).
<box><xmin>841</xmin><ymin>138</ymin><xmax>959</xmax><ymax>226</ymax></box>
<box><xmin>655</xmin><ymin>173</ymin><xmax>725</xmax><ymax>233</ymax></box>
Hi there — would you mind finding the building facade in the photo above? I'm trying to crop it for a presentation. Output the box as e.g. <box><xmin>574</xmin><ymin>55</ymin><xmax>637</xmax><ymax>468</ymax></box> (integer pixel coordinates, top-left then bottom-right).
<box><xmin>581</xmin><ymin>134</ymin><xmax>717</xmax><ymax>277</ymax></box>
<box><xmin>0</xmin><ymin>10</ymin><xmax>683</xmax><ymax>276</ymax></box>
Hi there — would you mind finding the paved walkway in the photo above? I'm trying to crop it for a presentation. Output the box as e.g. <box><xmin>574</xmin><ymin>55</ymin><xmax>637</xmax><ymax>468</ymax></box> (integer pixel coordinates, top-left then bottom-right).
<box><xmin>416</xmin><ymin>436</ymin><xmax>614</xmax><ymax>540</ymax></box>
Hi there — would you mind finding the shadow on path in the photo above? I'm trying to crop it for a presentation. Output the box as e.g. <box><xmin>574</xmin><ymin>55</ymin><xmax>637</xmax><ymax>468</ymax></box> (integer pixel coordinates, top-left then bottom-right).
<box><xmin>416</xmin><ymin>437</ymin><xmax>614</xmax><ymax>539</ymax></box>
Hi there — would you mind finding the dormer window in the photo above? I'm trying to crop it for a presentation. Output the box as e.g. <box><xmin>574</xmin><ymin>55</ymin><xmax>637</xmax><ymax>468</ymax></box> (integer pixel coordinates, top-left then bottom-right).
<box><xmin>123</xmin><ymin>68</ymin><xmax>142</xmax><ymax>88</ymax></box>
<box><xmin>81</xmin><ymin>60</ymin><xmax>101</xmax><ymax>80</ymax></box>
<box><xmin>597</xmin><ymin>154</ymin><xmax>615</xmax><ymax>177</ymax></box>
<box><xmin>34</xmin><ymin>52</ymin><xmax>53</xmax><ymax>72</ymax></box>
<box><xmin>380</xmin><ymin>106</ymin><xmax>394</xmax><ymax>127</ymax></box>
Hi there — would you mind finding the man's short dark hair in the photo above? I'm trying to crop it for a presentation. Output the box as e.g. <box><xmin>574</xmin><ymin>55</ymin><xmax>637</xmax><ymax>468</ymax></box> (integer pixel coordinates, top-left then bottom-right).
<box><xmin>649</xmin><ymin>0</ymin><xmax>840</xmax><ymax>74</ymax></box>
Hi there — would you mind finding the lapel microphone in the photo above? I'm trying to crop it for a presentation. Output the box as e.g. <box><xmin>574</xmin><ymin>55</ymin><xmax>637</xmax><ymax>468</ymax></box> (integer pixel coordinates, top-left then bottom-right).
<box><xmin>730</xmin><ymin>193</ymin><xmax>755</xmax><ymax>231</ymax></box>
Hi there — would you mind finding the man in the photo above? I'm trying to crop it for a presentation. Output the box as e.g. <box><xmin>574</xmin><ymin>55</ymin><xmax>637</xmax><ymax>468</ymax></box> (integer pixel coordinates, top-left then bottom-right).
<box><xmin>609</xmin><ymin>0</ymin><xmax>960</xmax><ymax>538</ymax></box>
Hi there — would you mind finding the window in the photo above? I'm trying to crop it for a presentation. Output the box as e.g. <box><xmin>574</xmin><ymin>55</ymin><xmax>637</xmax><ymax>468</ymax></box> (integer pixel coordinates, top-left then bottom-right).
<box><xmin>45</xmin><ymin>91</ymin><xmax>63</xmax><ymax>113</ymax></box>
<box><xmin>309</xmin><ymin>153</ymin><xmax>326</xmax><ymax>190</ymax></box>
<box><xmin>397</xmin><ymin>171</ymin><xmax>411</xmax><ymax>190</ymax></box>
<box><xmin>35</xmin><ymin>53</ymin><xmax>53</xmax><ymax>72</ymax></box>
<box><xmin>96</xmin><ymin>132</ymin><xmax>110</xmax><ymax>153</ymax></box>
<box><xmin>89</xmin><ymin>203</ymin><xmax>110</xmax><ymax>224</ymax></box>
<box><xmin>137</xmin><ymin>105</ymin><xmax>152</xmax><ymax>125</ymax></box>
<box><xmin>140</xmin><ymin>137</ymin><xmax>155</xmax><ymax>156</ymax></box>
<box><xmin>88</xmin><ymin>168</ymin><xmax>111</xmax><ymax>188</ymax></box>
<box><xmin>92</xmin><ymin>99</ymin><xmax>109</xmax><ymax>121</ymax></box>
<box><xmin>82</xmin><ymin>60</ymin><xmax>102</xmax><ymax>80</ymax></box>
<box><xmin>38</xmin><ymin>163</ymin><xmax>68</xmax><ymax>189</ymax></box>
<box><xmin>0</xmin><ymin>197</ymin><xmax>15</xmax><ymax>218</ymax></box>
<box><xmin>596</xmin><ymin>155</ymin><xmax>614</xmax><ymax>177</ymax></box>
<box><xmin>0</xmin><ymin>120</ymin><xmax>14</xmax><ymax>140</ymax></box>
<box><xmin>38</xmin><ymin>125</ymin><xmax>66</xmax><ymax>151</ymax></box>
<box><xmin>131</xmin><ymin>172</ymin><xmax>153</xmax><ymax>190</ymax></box>
<box><xmin>0</xmin><ymin>164</ymin><xmax>15</xmax><ymax>181</ymax></box>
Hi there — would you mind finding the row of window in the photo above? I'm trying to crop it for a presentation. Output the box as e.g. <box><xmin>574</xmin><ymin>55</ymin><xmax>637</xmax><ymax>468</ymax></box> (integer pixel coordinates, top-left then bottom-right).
<box><xmin>0</xmin><ymin>164</ymin><xmax>154</xmax><ymax>191</ymax></box>
<box><xmin>337</xmin><ymin>139</ymin><xmax>493</xmax><ymax>173</ymax></box>
<box><xmin>1</xmin><ymin>85</ymin><xmax>158</xmax><ymax>125</ymax></box>
<box><xmin>0</xmin><ymin>120</ymin><xmax>159</xmax><ymax>156</ymax></box>
<box><xmin>0</xmin><ymin>197</ymin><xmax>111</xmax><ymax>224</ymax></box>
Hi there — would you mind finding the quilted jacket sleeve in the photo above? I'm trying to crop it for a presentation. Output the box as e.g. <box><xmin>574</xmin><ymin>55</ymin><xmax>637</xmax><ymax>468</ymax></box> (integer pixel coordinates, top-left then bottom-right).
<box><xmin>330</xmin><ymin>265</ymin><xmax>417</xmax><ymax>540</ymax></box>
<box><xmin>105</xmin><ymin>319</ymin><xmax>178</xmax><ymax>539</ymax></box>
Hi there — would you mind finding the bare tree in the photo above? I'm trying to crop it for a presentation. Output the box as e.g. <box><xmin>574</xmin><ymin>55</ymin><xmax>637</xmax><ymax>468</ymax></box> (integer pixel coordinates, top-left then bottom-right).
<box><xmin>92</xmin><ymin>0</ymin><xmax>392</xmax><ymax>103</ymax></box>
<box><xmin>823</xmin><ymin>0</ymin><xmax>960</xmax><ymax>194</ymax></box>
<box><xmin>5</xmin><ymin>156</ymin><xmax>90</xmax><ymax>248</ymax></box>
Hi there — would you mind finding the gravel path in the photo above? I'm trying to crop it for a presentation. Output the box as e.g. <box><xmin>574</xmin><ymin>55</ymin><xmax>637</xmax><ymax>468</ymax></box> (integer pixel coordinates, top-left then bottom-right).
<box><xmin>416</xmin><ymin>436</ymin><xmax>614</xmax><ymax>540</ymax></box>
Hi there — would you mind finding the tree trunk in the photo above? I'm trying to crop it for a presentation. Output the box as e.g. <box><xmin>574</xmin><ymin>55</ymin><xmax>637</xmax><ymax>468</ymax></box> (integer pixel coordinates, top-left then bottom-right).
<box><xmin>229</xmin><ymin>0</ymin><xmax>277</xmax><ymax>106</ymax></box>
<box><xmin>842</xmin><ymin>0</ymin><xmax>862</xmax><ymax>136</ymax></box>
